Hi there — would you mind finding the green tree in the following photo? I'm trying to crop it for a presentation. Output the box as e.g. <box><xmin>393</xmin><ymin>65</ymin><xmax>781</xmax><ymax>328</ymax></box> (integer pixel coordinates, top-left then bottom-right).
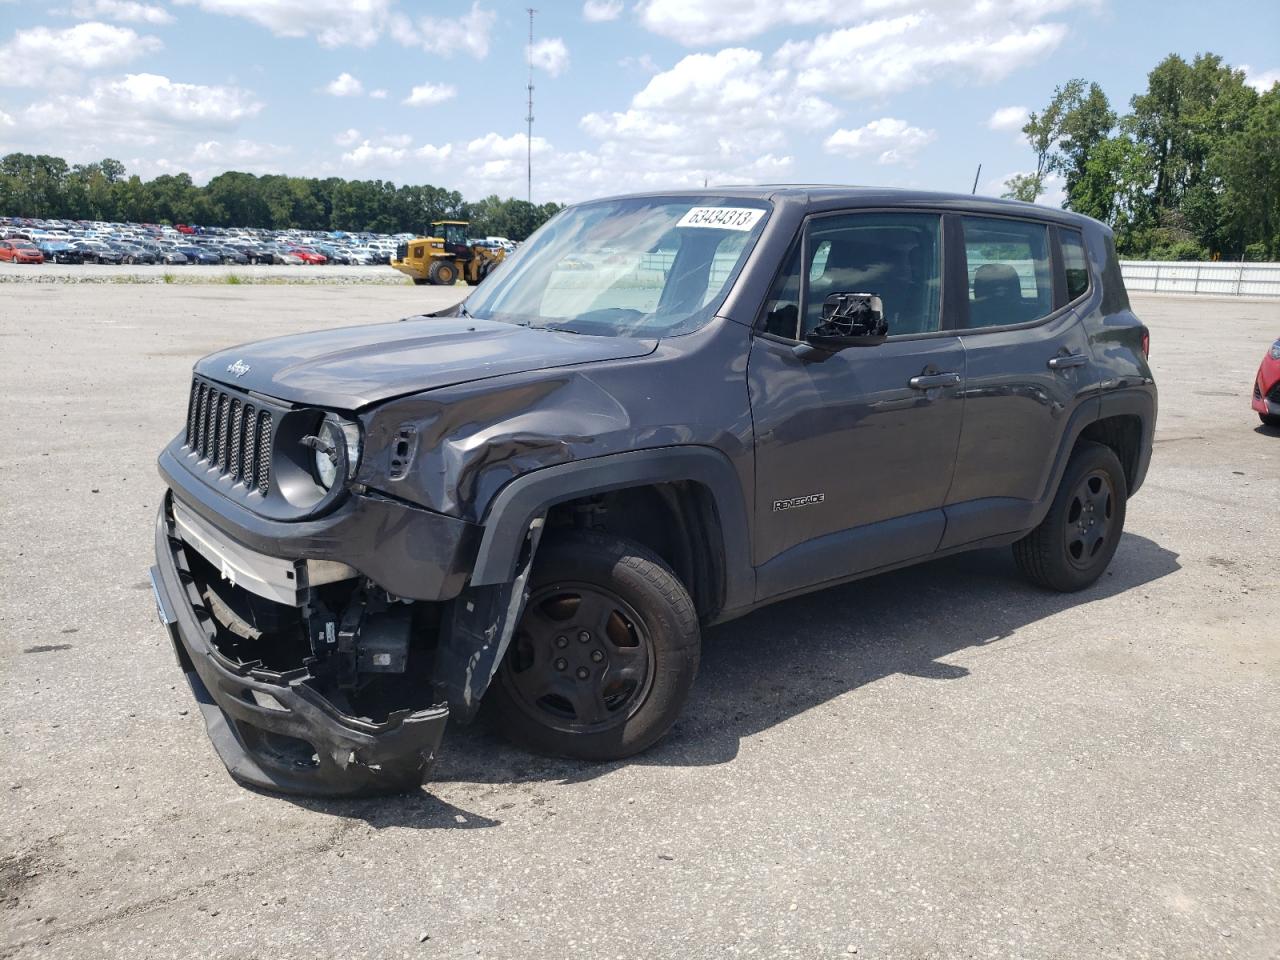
<box><xmin>1003</xmin><ymin>78</ymin><xmax>1085</xmax><ymax>201</ymax></box>
<box><xmin>1216</xmin><ymin>86</ymin><xmax>1280</xmax><ymax>259</ymax></box>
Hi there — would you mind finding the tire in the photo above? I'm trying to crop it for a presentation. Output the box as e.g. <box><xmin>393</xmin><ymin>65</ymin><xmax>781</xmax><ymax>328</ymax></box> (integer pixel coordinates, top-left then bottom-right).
<box><xmin>490</xmin><ymin>530</ymin><xmax>700</xmax><ymax>761</ymax></box>
<box><xmin>428</xmin><ymin>260</ymin><xmax>457</xmax><ymax>285</ymax></box>
<box><xmin>1013</xmin><ymin>440</ymin><xmax>1127</xmax><ymax>592</ymax></box>
<box><xmin>1260</xmin><ymin>413</ymin><xmax>1280</xmax><ymax>428</ymax></box>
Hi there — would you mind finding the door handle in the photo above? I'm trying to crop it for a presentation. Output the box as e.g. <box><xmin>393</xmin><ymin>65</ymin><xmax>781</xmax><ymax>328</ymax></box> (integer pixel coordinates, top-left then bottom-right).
<box><xmin>1047</xmin><ymin>353</ymin><xmax>1088</xmax><ymax>370</ymax></box>
<box><xmin>908</xmin><ymin>372</ymin><xmax>961</xmax><ymax>390</ymax></box>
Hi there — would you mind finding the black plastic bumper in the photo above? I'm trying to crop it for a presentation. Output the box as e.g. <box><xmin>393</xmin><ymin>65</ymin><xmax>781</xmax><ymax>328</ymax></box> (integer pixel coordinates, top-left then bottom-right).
<box><xmin>151</xmin><ymin>505</ymin><xmax>449</xmax><ymax>796</ymax></box>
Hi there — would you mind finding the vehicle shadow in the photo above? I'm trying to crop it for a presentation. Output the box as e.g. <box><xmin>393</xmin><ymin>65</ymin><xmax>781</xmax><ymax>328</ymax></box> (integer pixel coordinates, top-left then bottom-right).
<box><xmin>1253</xmin><ymin>421</ymin><xmax>1280</xmax><ymax>437</ymax></box>
<box><xmin>437</xmin><ymin>531</ymin><xmax>1181</xmax><ymax>782</ymax></box>
<box><xmin>284</xmin><ymin>532</ymin><xmax>1179</xmax><ymax>827</ymax></box>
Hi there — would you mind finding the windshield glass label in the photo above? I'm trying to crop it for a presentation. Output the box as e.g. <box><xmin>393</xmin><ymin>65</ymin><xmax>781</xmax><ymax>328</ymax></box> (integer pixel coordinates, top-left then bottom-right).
<box><xmin>677</xmin><ymin>207</ymin><xmax>765</xmax><ymax>231</ymax></box>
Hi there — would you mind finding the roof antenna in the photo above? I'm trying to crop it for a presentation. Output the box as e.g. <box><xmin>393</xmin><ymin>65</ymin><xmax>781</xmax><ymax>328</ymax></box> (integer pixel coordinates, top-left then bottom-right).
<box><xmin>526</xmin><ymin>7</ymin><xmax>536</xmax><ymax>205</ymax></box>
<box><xmin>971</xmin><ymin>163</ymin><xmax>982</xmax><ymax>195</ymax></box>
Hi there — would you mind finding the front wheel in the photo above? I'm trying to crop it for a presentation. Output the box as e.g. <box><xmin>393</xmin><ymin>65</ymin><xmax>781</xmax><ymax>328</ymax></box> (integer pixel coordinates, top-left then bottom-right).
<box><xmin>1013</xmin><ymin>440</ymin><xmax>1127</xmax><ymax>592</ymax></box>
<box><xmin>428</xmin><ymin>260</ymin><xmax>458</xmax><ymax>285</ymax></box>
<box><xmin>1260</xmin><ymin>413</ymin><xmax>1280</xmax><ymax>428</ymax></box>
<box><xmin>490</xmin><ymin>530</ymin><xmax>700</xmax><ymax>761</ymax></box>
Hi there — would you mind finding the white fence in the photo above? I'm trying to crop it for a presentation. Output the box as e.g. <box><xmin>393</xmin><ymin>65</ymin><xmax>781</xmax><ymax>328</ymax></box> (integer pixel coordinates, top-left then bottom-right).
<box><xmin>1121</xmin><ymin>260</ymin><xmax>1280</xmax><ymax>298</ymax></box>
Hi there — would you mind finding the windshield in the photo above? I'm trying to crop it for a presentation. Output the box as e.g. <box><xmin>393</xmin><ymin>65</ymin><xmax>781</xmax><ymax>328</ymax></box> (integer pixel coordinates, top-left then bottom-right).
<box><xmin>464</xmin><ymin>196</ymin><xmax>771</xmax><ymax>337</ymax></box>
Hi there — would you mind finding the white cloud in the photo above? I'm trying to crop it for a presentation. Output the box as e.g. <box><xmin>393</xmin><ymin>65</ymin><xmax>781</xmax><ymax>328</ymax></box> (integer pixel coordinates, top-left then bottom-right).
<box><xmin>582</xmin><ymin>0</ymin><xmax>622</xmax><ymax>21</ymax></box>
<box><xmin>987</xmin><ymin>105</ymin><xmax>1028</xmax><ymax>131</ymax></box>
<box><xmin>777</xmin><ymin>17</ymin><xmax>1066</xmax><ymax>100</ymax></box>
<box><xmin>824</xmin><ymin>117</ymin><xmax>936</xmax><ymax>165</ymax></box>
<box><xmin>21</xmin><ymin>73</ymin><xmax>262</xmax><ymax>139</ymax></box>
<box><xmin>62</xmin><ymin>0</ymin><xmax>175</xmax><ymax>24</ymax></box>
<box><xmin>325</xmin><ymin>72</ymin><xmax>363</xmax><ymax>96</ymax></box>
<box><xmin>174</xmin><ymin>0</ymin><xmax>391</xmax><ymax>47</ymax></box>
<box><xmin>619</xmin><ymin>53</ymin><xmax>659</xmax><ymax>73</ymax></box>
<box><xmin>334</xmin><ymin>128</ymin><xmax>361</xmax><ymax>146</ymax></box>
<box><xmin>1242</xmin><ymin>64</ymin><xmax>1280</xmax><ymax>93</ymax></box>
<box><xmin>529</xmin><ymin>37</ymin><xmax>569</xmax><ymax>77</ymax></box>
<box><xmin>340</xmin><ymin>135</ymin><xmax>452</xmax><ymax>168</ymax></box>
<box><xmin>0</xmin><ymin>108</ymin><xmax>13</xmax><ymax>128</ymax></box>
<box><xmin>390</xmin><ymin>2</ymin><xmax>495</xmax><ymax>59</ymax></box>
<box><xmin>191</xmin><ymin>139</ymin><xmax>290</xmax><ymax>166</ymax></box>
<box><xmin>403</xmin><ymin>82</ymin><xmax>456</xmax><ymax>106</ymax></box>
<box><xmin>576</xmin><ymin>49</ymin><xmax>835</xmax><ymax>195</ymax></box>
<box><xmin>369</xmin><ymin>88</ymin><xmax>387</xmax><ymax>99</ymax></box>
<box><xmin>637</xmin><ymin>0</ymin><xmax>1086</xmax><ymax>46</ymax></box>
<box><xmin>0</xmin><ymin>22</ymin><xmax>162</xmax><ymax>86</ymax></box>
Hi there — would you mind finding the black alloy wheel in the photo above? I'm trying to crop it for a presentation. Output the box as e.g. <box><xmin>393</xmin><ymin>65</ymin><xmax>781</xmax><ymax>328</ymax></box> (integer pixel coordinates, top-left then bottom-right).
<box><xmin>491</xmin><ymin>530</ymin><xmax>700</xmax><ymax>760</ymax></box>
<box><xmin>1063</xmin><ymin>469</ymin><xmax>1115</xmax><ymax>570</ymax></box>
<box><xmin>1013</xmin><ymin>440</ymin><xmax>1128</xmax><ymax>592</ymax></box>
<box><xmin>502</xmin><ymin>582</ymin><xmax>657</xmax><ymax>734</ymax></box>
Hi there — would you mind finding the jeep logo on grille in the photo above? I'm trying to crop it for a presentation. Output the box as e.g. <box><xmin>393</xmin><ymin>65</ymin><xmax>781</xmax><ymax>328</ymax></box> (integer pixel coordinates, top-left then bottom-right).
<box><xmin>226</xmin><ymin>359</ymin><xmax>251</xmax><ymax>378</ymax></box>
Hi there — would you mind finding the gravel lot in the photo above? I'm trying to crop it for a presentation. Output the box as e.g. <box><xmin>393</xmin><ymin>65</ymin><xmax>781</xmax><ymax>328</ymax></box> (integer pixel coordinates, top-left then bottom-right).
<box><xmin>1</xmin><ymin>285</ymin><xmax>1278</xmax><ymax>960</ymax></box>
<box><xmin>0</xmin><ymin>263</ymin><xmax>410</xmax><ymax>284</ymax></box>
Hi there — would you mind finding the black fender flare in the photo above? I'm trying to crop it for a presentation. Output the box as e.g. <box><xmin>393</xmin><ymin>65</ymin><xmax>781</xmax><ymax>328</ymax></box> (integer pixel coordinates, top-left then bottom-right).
<box><xmin>1029</xmin><ymin>383</ymin><xmax>1156</xmax><ymax>529</ymax></box>
<box><xmin>469</xmin><ymin>445</ymin><xmax>755</xmax><ymax>614</ymax></box>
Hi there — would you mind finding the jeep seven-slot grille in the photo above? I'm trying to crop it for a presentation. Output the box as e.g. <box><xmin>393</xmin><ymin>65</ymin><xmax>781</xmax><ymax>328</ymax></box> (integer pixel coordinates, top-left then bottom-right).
<box><xmin>185</xmin><ymin>378</ymin><xmax>273</xmax><ymax>494</ymax></box>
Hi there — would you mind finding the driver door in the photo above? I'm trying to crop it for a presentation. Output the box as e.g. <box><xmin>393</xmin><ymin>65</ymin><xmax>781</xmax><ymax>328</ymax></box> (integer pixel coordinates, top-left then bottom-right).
<box><xmin>747</xmin><ymin>210</ymin><xmax>966</xmax><ymax>601</ymax></box>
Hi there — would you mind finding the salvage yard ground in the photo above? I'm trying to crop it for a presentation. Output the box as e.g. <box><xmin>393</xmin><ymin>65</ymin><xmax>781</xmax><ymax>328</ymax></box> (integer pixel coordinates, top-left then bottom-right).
<box><xmin>1</xmin><ymin>285</ymin><xmax>1278</xmax><ymax>959</ymax></box>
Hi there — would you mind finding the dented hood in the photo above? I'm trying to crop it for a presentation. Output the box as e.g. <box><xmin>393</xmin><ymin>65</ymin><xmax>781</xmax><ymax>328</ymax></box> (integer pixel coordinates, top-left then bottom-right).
<box><xmin>195</xmin><ymin>316</ymin><xmax>658</xmax><ymax>410</ymax></box>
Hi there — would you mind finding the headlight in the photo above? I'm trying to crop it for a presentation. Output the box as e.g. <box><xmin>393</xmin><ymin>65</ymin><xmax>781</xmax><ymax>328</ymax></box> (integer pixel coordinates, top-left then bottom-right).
<box><xmin>1270</xmin><ymin>341</ymin><xmax>1280</xmax><ymax>361</ymax></box>
<box><xmin>308</xmin><ymin>414</ymin><xmax>361</xmax><ymax>491</ymax></box>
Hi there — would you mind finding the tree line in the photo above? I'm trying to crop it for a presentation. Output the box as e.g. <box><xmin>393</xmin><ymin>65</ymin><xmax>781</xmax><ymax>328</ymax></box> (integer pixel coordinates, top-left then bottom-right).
<box><xmin>0</xmin><ymin>155</ymin><xmax>562</xmax><ymax>241</ymax></box>
<box><xmin>1005</xmin><ymin>51</ymin><xmax>1279</xmax><ymax>261</ymax></box>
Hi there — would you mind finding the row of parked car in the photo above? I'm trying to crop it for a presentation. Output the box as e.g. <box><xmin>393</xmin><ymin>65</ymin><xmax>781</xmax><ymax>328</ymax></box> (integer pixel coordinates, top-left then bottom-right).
<box><xmin>0</xmin><ymin>217</ymin><xmax>421</xmax><ymax>267</ymax></box>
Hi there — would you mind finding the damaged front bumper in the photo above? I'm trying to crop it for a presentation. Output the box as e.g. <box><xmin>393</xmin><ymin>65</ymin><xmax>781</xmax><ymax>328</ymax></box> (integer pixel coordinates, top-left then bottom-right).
<box><xmin>152</xmin><ymin>502</ymin><xmax>450</xmax><ymax>796</ymax></box>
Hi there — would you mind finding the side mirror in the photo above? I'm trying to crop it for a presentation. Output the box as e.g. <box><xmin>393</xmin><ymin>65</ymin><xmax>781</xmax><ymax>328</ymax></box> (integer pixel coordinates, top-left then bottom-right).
<box><xmin>793</xmin><ymin>293</ymin><xmax>888</xmax><ymax>359</ymax></box>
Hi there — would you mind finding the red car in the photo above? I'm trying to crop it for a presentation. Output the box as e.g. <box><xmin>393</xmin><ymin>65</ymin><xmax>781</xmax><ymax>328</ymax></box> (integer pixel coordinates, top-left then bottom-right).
<box><xmin>0</xmin><ymin>239</ymin><xmax>45</xmax><ymax>264</ymax></box>
<box><xmin>287</xmin><ymin>246</ymin><xmax>328</xmax><ymax>265</ymax></box>
<box><xmin>1253</xmin><ymin>339</ymin><xmax>1280</xmax><ymax>427</ymax></box>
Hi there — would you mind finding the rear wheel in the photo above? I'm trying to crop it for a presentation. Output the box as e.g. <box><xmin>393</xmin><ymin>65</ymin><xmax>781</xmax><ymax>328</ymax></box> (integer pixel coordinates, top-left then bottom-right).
<box><xmin>428</xmin><ymin>260</ymin><xmax>458</xmax><ymax>285</ymax></box>
<box><xmin>1013</xmin><ymin>440</ymin><xmax>1127</xmax><ymax>592</ymax></box>
<box><xmin>491</xmin><ymin>530</ymin><xmax>700</xmax><ymax>761</ymax></box>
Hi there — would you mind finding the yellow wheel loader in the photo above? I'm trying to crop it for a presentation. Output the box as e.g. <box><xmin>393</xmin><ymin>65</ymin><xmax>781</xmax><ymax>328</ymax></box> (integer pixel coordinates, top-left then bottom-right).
<box><xmin>390</xmin><ymin>220</ymin><xmax>506</xmax><ymax>286</ymax></box>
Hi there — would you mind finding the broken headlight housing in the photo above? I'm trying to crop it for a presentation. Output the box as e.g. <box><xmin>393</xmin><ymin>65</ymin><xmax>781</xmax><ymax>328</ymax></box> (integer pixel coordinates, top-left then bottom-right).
<box><xmin>307</xmin><ymin>413</ymin><xmax>362</xmax><ymax>492</ymax></box>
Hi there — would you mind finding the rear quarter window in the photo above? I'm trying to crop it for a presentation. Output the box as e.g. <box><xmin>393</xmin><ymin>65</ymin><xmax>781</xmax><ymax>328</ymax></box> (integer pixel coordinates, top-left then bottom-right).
<box><xmin>1061</xmin><ymin>228</ymin><xmax>1090</xmax><ymax>301</ymax></box>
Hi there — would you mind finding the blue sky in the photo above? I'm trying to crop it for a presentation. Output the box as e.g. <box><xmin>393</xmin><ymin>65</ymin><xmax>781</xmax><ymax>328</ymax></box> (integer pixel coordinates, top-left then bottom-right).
<box><xmin>1</xmin><ymin>0</ymin><xmax>1278</xmax><ymax>206</ymax></box>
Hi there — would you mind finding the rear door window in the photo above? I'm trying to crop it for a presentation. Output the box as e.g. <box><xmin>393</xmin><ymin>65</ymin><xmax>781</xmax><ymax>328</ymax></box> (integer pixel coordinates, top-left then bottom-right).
<box><xmin>961</xmin><ymin>217</ymin><xmax>1053</xmax><ymax>328</ymax></box>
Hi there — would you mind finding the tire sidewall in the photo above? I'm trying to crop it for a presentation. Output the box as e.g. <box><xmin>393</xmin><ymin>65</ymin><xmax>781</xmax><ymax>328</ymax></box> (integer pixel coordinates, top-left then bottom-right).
<box><xmin>1040</xmin><ymin>442</ymin><xmax>1128</xmax><ymax>591</ymax></box>
<box><xmin>490</xmin><ymin>531</ymin><xmax>700</xmax><ymax>761</ymax></box>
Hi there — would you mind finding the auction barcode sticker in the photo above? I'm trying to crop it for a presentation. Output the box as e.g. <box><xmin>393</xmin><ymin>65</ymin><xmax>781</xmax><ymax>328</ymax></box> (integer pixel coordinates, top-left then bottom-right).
<box><xmin>676</xmin><ymin>207</ymin><xmax>766</xmax><ymax>231</ymax></box>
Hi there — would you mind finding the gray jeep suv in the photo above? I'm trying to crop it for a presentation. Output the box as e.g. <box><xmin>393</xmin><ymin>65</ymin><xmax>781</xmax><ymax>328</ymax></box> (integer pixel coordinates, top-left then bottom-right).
<box><xmin>150</xmin><ymin>187</ymin><xmax>1156</xmax><ymax>795</ymax></box>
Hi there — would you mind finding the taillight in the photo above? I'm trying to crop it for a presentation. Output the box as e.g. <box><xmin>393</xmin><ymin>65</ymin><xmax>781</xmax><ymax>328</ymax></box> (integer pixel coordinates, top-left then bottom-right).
<box><xmin>1140</xmin><ymin>329</ymin><xmax>1150</xmax><ymax>359</ymax></box>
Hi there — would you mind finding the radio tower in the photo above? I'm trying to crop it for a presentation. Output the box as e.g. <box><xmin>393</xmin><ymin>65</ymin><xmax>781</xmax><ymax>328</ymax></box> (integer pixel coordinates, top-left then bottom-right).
<box><xmin>525</xmin><ymin>7</ymin><xmax>536</xmax><ymax>204</ymax></box>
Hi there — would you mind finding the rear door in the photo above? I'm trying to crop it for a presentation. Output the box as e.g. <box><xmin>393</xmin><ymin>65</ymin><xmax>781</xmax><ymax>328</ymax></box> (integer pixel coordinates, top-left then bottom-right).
<box><xmin>940</xmin><ymin>214</ymin><xmax>1093</xmax><ymax>548</ymax></box>
<box><xmin>748</xmin><ymin>209</ymin><xmax>966</xmax><ymax>600</ymax></box>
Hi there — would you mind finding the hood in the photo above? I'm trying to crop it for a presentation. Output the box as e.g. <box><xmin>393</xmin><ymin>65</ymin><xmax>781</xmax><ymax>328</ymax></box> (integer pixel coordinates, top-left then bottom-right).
<box><xmin>195</xmin><ymin>316</ymin><xmax>658</xmax><ymax>410</ymax></box>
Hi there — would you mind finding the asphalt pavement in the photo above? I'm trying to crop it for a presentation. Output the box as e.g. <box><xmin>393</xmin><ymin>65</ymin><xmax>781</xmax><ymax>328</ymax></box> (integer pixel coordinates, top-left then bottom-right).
<box><xmin>1</xmin><ymin>285</ymin><xmax>1277</xmax><ymax>959</ymax></box>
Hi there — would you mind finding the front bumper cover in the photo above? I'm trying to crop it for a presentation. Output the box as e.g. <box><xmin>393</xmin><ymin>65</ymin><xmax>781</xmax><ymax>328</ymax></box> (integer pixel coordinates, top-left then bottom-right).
<box><xmin>151</xmin><ymin>504</ymin><xmax>449</xmax><ymax>796</ymax></box>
